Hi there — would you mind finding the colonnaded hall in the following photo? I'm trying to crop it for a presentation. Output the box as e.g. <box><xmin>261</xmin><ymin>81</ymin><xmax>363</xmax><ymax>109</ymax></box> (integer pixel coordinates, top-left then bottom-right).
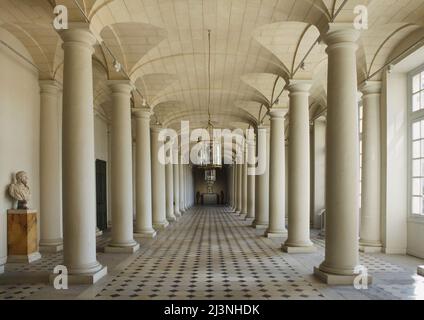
<box><xmin>0</xmin><ymin>0</ymin><xmax>424</xmax><ymax>301</ymax></box>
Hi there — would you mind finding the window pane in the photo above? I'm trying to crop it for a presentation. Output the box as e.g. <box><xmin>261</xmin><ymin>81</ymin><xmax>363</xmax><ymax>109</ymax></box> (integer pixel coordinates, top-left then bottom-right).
<box><xmin>422</xmin><ymin>72</ymin><xmax>424</xmax><ymax>90</ymax></box>
<box><xmin>421</xmin><ymin>92</ymin><xmax>424</xmax><ymax>109</ymax></box>
<box><xmin>413</xmin><ymin>178</ymin><xmax>421</xmax><ymax>195</ymax></box>
<box><xmin>413</xmin><ymin>160</ymin><xmax>420</xmax><ymax>176</ymax></box>
<box><xmin>413</xmin><ymin>93</ymin><xmax>421</xmax><ymax>111</ymax></box>
<box><xmin>413</xmin><ymin>140</ymin><xmax>421</xmax><ymax>158</ymax></box>
<box><xmin>413</xmin><ymin>74</ymin><xmax>420</xmax><ymax>93</ymax></box>
<box><xmin>412</xmin><ymin>197</ymin><xmax>421</xmax><ymax>214</ymax></box>
<box><xmin>413</xmin><ymin>122</ymin><xmax>421</xmax><ymax>139</ymax></box>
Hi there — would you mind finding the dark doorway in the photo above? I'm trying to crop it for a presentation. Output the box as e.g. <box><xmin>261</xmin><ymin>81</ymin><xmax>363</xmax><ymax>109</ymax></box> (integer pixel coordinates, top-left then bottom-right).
<box><xmin>95</xmin><ymin>159</ymin><xmax>108</xmax><ymax>231</ymax></box>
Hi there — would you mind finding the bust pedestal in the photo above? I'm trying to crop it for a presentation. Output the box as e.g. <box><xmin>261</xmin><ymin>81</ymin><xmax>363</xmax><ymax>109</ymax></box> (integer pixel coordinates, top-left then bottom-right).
<box><xmin>7</xmin><ymin>209</ymin><xmax>41</xmax><ymax>263</ymax></box>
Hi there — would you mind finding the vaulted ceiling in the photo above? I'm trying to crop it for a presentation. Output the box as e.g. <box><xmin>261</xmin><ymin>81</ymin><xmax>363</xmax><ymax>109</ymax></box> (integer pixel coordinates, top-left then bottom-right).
<box><xmin>1</xmin><ymin>0</ymin><xmax>424</xmax><ymax>130</ymax></box>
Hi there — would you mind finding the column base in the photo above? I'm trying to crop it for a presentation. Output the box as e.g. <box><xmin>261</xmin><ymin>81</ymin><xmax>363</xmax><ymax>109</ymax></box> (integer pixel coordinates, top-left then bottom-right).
<box><xmin>8</xmin><ymin>252</ymin><xmax>41</xmax><ymax>264</ymax></box>
<box><xmin>134</xmin><ymin>230</ymin><xmax>157</xmax><ymax>238</ymax></box>
<box><xmin>0</xmin><ymin>265</ymin><xmax>4</xmax><ymax>274</ymax></box>
<box><xmin>359</xmin><ymin>240</ymin><xmax>382</xmax><ymax>253</ymax></box>
<box><xmin>104</xmin><ymin>242</ymin><xmax>140</xmax><ymax>254</ymax></box>
<box><xmin>167</xmin><ymin>216</ymin><xmax>177</xmax><ymax>222</ymax></box>
<box><xmin>253</xmin><ymin>223</ymin><xmax>268</xmax><ymax>230</ymax></box>
<box><xmin>239</xmin><ymin>213</ymin><xmax>247</xmax><ymax>219</ymax></box>
<box><xmin>153</xmin><ymin>221</ymin><xmax>169</xmax><ymax>230</ymax></box>
<box><xmin>175</xmin><ymin>211</ymin><xmax>182</xmax><ymax>218</ymax></box>
<box><xmin>359</xmin><ymin>245</ymin><xmax>382</xmax><ymax>253</ymax></box>
<box><xmin>40</xmin><ymin>243</ymin><xmax>63</xmax><ymax>253</ymax></box>
<box><xmin>50</xmin><ymin>265</ymin><xmax>107</xmax><ymax>285</ymax></box>
<box><xmin>265</xmin><ymin>230</ymin><xmax>287</xmax><ymax>238</ymax></box>
<box><xmin>282</xmin><ymin>244</ymin><xmax>316</xmax><ymax>253</ymax></box>
<box><xmin>418</xmin><ymin>266</ymin><xmax>424</xmax><ymax>277</ymax></box>
<box><xmin>96</xmin><ymin>229</ymin><xmax>103</xmax><ymax>236</ymax></box>
<box><xmin>313</xmin><ymin>267</ymin><xmax>372</xmax><ymax>285</ymax></box>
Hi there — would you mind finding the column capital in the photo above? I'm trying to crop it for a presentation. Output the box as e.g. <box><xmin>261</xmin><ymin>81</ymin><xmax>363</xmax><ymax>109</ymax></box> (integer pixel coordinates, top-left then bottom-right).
<box><xmin>287</xmin><ymin>79</ymin><xmax>312</xmax><ymax>94</ymax></box>
<box><xmin>269</xmin><ymin>107</ymin><xmax>289</xmax><ymax>119</ymax></box>
<box><xmin>151</xmin><ymin>124</ymin><xmax>163</xmax><ymax>133</ymax></box>
<box><xmin>39</xmin><ymin>80</ymin><xmax>60</xmax><ymax>95</ymax></box>
<box><xmin>359</xmin><ymin>81</ymin><xmax>382</xmax><ymax>96</ymax></box>
<box><xmin>132</xmin><ymin>107</ymin><xmax>151</xmax><ymax>119</ymax></box>
<box><xmin>322</xmin><ymin>23</ymin><xmax>360</xmax><ymax>50</ymax></box>
<box><xmin>257</xmin><ymin>124</ymin><xmax>270</xmax><ymax>133</ymax></box>
<box><xmin>108</xmin><ymin>80</ymin><xmax>135</xmax><ymax>95</ymax></box>
<box><xmin>58</xmin><ymin>22</ymin><xmax>97</xmax><ymax>52</ymax></box>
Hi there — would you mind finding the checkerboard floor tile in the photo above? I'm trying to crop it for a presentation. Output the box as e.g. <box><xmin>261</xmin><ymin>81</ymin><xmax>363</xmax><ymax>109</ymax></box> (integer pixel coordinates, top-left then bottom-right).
<box><xmin>1</xmin><ymin>206</ymin><xmax>423</xmax><ymax>300</ymax></box>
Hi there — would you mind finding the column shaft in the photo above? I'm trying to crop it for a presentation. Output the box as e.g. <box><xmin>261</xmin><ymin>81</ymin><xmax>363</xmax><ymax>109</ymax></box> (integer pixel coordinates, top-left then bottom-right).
<box><xmin>165</xmin><ymin>150</ymin><xmax>176</xmax><ymax>222</ymax></box>
<box><xmin>246</xmin><ymin>139</ymin><xmax>255</xmax><ymax>219</ymax></box>
<box><xmin>179</xmin><ymin>163</ymin><xmax>185</xmax><ymax>213</ymax></box>
<box><xmin>314</xmin><ymin>24</ymin><xmax>363</xmax><ymax>284</ymax></box>
<box><xmin>151</xmin><ymin>126</ymin><xmax>169</xmax><ymax>229</ymax></box>
<box><xmin>39</xmin><ymin>80</ymin><xmax>63</xmax><ymax>252</ymax></box>
<box><xmin>134</xmin><ymin>109</ymin><xmax>156</xmax><ymax>238</ymax></box>
<box><xmin>253</xmin><ymin>126</ymin><xmax>270</xmax><ymax>228</ymax></box>
<box><xmin>359</xmin><ymin>81</ymin><xmax>382</xmax><ymax>252</ymax></box>
<box><xmin>59</xmin><ymin>24</ymin><xmax>106</xmax><ymax>282</ymax></box>
<box><xmin>241</xmin><ymin>157</ymin><xmax>248</xmax><ymax>215</ymax></box>
<box><xmin>173</xmin><ymin>162</ymin><xmax>181</xmax><ymax>216</ymax></box>
<box><xmin>266</xmin><ymin>108</ymin><xmax>288</xmax><ymax>237</ymax></box>
<box><xmin>106</xmin><ymin>81</ymin><xmax>139</xmax><ymax>253</ymax></box>
<box><xmin>283</xmin><ymin>81</ymin><xmax>315</xmax><ymax>253</ymax></box>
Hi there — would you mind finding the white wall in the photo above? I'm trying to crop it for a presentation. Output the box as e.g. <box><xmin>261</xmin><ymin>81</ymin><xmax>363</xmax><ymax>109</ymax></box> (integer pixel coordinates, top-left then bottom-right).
<box><xmin>0</xmin><ymin>28</ymin><xmax>41</xmax><ymax>266</ymax></box>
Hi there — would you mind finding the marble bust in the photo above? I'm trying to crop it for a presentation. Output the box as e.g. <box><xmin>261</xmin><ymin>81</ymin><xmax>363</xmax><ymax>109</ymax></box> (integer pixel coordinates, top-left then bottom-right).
<box><xmin>8</xmin><ymin>171</ymin><xmax>31</xmax><ymax>209</ymax></box>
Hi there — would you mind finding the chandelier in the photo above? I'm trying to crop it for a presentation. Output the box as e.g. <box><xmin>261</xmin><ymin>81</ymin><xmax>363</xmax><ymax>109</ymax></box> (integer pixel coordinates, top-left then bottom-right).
<box><xmin>197</xmin><ymin>29</ymin><xmax>222</xmax><ymax>170</ymax></box>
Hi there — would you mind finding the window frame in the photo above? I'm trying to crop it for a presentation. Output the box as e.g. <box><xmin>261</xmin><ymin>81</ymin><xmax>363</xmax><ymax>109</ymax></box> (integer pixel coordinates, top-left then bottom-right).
<box><xmin>408</xmin><ymin>63</ymin><xmax>424</xmax><ymax>221</ymax></box>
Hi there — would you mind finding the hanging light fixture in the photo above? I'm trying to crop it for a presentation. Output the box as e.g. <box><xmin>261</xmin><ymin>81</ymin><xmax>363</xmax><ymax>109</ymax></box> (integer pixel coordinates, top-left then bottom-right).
<box><xmin>197</xmin><ymin>29</ymin><xmax>222</xmax><ymax>171</ymax></box>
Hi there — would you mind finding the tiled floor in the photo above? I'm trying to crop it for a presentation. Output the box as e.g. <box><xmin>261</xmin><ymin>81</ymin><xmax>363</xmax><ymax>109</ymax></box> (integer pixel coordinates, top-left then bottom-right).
<box><xmin>0</xmin><ymin>206</ymin><xmax>423</xmax><ymax>300</ymax></box>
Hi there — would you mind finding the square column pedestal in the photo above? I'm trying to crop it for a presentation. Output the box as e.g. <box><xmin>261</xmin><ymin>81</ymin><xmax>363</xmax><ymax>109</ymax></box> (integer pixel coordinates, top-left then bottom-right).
<box><xmin>418</xmin><ymin>266</ymin><xmax>424</xmax><ymax>277</ymax></box>
<box><xmin>7</xmin><ymin>210</ymin><xmax>41</xmax><ymax>263</ymax></box>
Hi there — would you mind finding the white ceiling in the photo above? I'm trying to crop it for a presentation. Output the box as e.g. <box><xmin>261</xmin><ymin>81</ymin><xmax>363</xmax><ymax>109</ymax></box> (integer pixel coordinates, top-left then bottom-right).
<box><xmin>1</xmin><ymin>0</ymin><xmax>424</xmax><ymax>129</ymax></box>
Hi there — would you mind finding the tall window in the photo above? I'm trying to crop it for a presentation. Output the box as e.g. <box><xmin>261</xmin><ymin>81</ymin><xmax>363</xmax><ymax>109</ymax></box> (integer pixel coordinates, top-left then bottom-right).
<box><xmin>410</xmin><ymin>67</ymin><xmax>424</xmax><ymax>216</ymax></box>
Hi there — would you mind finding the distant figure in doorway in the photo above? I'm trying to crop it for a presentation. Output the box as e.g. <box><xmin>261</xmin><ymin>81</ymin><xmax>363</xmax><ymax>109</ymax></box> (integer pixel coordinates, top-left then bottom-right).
<box><xmin>196</xmin><ymin>191</ymin><xmax>201</xmax><ymax>205</ymax></box>
<box><xmin>220</xmin><ymin>190</ymin><xmax>225</xmax><ymax>205</ymax></box>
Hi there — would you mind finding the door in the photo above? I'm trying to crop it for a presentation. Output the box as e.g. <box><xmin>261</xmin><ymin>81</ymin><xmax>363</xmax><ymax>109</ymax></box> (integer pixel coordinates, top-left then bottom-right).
<box><xmin>95</xmin><ymin>159</ymin><xmax>108</xmax><ymax>231</ymax></box>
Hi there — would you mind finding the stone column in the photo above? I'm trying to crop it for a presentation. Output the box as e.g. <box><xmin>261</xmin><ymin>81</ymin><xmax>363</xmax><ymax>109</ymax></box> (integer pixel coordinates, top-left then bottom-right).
<box><xmin>151</xmin><ymin>125</ymin><xmax>169</xmax><ymax>229</ymax></box>
<box><xmin>266</xmin><ymin>108</ymin><xmax>288</xmax><ymax>238</ymax></box>
<box><xmin>246</xmin><ymin>138</ymin><xmax>256</xmax><ymax>220</ymax></box>
<box><xmin>58</xmin><ymin>23</ymin><xmax>106</xmax><ymax>283</ymax></box>
<box><xmin>252</xmin><ymin>125</ymin><xmax>270</xmax><ymax>229</ymax></box>
<box><xmin>359</xmin><ymin>81</ymin><xmax>382</xmax><ymax>252</ymax></box>
<box><xmin>105</xmin><ymin>81</ymin><xmax>139</xmax><ymax>253</ymax></box>
<box><xmin>179</xmin><ymin>163</ymin><xmax>186</xmax><ymax>213</ymax></box>
<box><xmin>173</xmin><ymin>161</ymin><xmax>181</xmax><ymax>217</ymax></box>
<box><xmin>241</xmin><ymin>150</ymin><xmax>248</xmax><ymax>215</ymax></box>
<box><xmin>314</xmin><ymin>24</ymin><xmax>364</xmax><ymax>284</ymax></box>
<box><xmin>39</xmin><ymin>80</ymin><xmax>63</xmax><ymax>252</ymax></box>
<box><xmin>236</xmin><ymin>164</ymin><xmax>243</xmax><ymax>214</ymax></box>
<box><xmin>165</xmin><ymin>148</ymin><xmax>176</xmax><ymax>222</ymax></box>
<box><xmin>185</xmin><ymin>165</ymin><xmax>189</xmax><ymax>209</ymax></box>
<box><xmin>133</xmin><ymin>109</ymin><xmax>156</xmax><ymax>238</ymax></box>
<box><xmin>230</xmin><ymin>166</ymin><xmax>235</xmax><ymax>209</ymax></box>
<box><xmin>311</xmin><ymin>116</ymin><xmax>326</xmax><ymax>229</ymax></box>
<box><xmin>283</xmin><ymin>80</ymin><xmax>315</xmax><ymax>253</ymax></box>
<box><xmin>233</xmin><ymin>162</ymin><xmax>239</xmax><ymax>212</ymax></box>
